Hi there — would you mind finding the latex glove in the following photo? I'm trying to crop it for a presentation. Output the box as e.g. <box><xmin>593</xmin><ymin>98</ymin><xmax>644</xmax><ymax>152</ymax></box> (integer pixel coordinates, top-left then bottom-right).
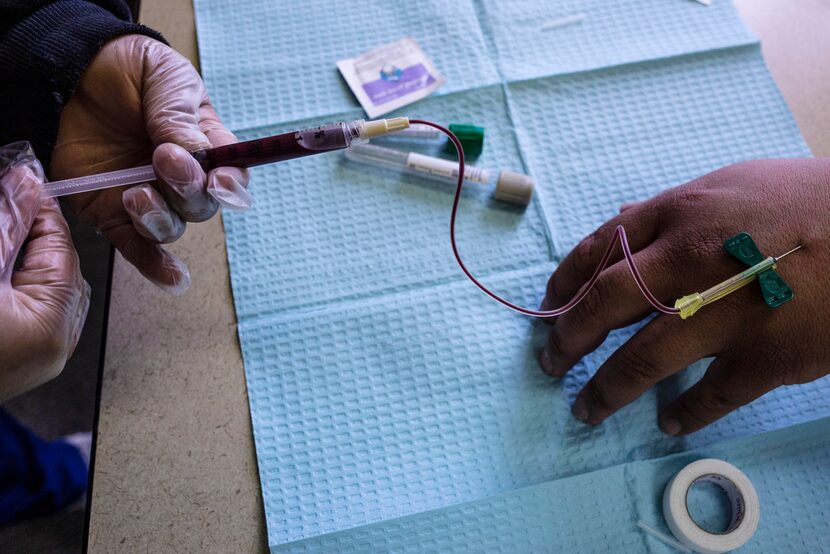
<box><xmin>538</xmin><ymin>159</ymin><xmax>830</xmax><ymax>435</ymax></box>
<box><xmin>0</xmin><ymin>143</ymin><xmax>90</xmax><ymax>403</ymax></box>
<box><xmin>51</xmin><ymin>35</ymin><xmax>251</xmax><ymax>295</ymax></box>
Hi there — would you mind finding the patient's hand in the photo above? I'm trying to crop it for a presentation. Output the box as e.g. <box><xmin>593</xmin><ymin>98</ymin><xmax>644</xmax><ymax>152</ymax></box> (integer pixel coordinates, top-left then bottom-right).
<box><xmin>538</xmin><ymin>158</ymin><xmax>830</xmax><ymax>435</ymax></box>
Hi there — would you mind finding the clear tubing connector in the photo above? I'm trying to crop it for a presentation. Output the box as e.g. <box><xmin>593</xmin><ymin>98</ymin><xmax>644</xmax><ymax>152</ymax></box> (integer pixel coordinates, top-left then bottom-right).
<box><xmin>42</xmin><ymin>117</ymin><xmax>410</xmax><ymax>198</ymax></box>
<box><xmin>344</xmin><ymin>143</ymin><xmax>534</xmax><ymax>206</ymax></box>
<box><xmin>371</xmin><ymin>123</ymin><xmax>441</xmax><ymax>141</ymax></box>
<box><xmin>356</xmin><ymin>117</ymin><xmax>411</xmax><ymax>142</ymax></box>
<box><xmin>301</xmin><ymin>118</ymin><xmax>410</xmax><ymax>151</ymax></box>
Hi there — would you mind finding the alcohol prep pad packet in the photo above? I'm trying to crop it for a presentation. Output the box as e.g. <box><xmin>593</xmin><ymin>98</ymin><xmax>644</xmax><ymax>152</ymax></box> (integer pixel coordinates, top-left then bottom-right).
<box><xmin>337</xmin><ymin>37</ymin><xmax>445</xmax><ymax>118</ymax></box>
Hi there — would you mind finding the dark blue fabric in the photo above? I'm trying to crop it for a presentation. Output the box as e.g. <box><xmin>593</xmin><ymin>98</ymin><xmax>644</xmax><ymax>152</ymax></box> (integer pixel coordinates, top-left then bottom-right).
<box><xmin>0</xmin><ymin>0</ymin><xmax>164</xmax><ymax>167</ymax></box>
<box><xmin>0</xmin><ymin>409</ymin><xmax>87</xmax><ymax>525</ymax></box>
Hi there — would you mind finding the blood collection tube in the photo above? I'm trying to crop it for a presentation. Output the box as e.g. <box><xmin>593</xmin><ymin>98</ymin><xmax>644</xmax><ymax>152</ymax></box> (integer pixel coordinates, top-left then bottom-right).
<box><xmin>344</xmin><ymin>143</ymin><xmax>534</xmax><ymax>206</ymax></box>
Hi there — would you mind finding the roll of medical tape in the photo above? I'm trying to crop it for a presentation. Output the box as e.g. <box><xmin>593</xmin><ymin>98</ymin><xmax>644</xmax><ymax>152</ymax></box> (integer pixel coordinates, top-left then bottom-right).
<box><xmin>662</xmin><ymin>459</ymin><xmax>760</xmax><ymax>554</ymax></box>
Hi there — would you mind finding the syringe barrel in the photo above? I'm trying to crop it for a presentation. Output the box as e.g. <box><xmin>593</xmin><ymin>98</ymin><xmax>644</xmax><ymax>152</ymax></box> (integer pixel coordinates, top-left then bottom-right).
<box><xmin>192</xmin><ymin>122</ymin><xmax>351</xmax><ymax>171</ymax></box>
<box><xmin>191</xmin><ymin>118</ymin><xmax>409</xmax><ymax>171</ymax></box>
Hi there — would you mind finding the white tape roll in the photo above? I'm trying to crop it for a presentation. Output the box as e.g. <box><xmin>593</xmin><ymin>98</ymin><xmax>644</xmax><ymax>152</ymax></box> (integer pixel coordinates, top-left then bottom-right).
<box><xmin>663</xmin><ymin>459</ymin><xmax>760</xmax><ymax>554</ymax></box>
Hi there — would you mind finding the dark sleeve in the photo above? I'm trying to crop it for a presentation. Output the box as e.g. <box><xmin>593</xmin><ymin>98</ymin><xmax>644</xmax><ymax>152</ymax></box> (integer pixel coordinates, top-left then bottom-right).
<box><xmin>0</xmin><ymin>0</ymin><xmax>164</xmax><ymax>168</ymax></box>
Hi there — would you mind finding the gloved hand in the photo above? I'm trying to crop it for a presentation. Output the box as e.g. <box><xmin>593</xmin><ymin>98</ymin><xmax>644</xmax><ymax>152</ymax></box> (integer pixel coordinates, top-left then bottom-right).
<box><xmin>0</xmin><ymin>143</ymin><xmax>90</xmax><ymax>403</ymax></box>
<box><xmin>51</xmin><ymin>35</ymin><xmax>251</xmax><ymax>294</ymax></box>
<box><xmin>538</xmin><ymin>159</ymin><xmax>830</xmax><ymax>435</ymax></box>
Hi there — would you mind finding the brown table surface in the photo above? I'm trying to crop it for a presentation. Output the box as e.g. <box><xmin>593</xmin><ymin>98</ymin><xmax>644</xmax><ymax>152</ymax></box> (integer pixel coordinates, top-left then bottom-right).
<box><xmin>87</xmin><ymin>0</ymin><xmax>830</xmax><ymax>551</ymax></box>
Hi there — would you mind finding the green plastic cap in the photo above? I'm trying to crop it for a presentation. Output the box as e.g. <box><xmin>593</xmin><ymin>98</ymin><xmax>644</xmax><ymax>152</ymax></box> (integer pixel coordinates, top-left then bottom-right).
<box><xmin>445</xmin><ymin>123</ymin><xmax>485</xmax><ymax>159</ymax></box>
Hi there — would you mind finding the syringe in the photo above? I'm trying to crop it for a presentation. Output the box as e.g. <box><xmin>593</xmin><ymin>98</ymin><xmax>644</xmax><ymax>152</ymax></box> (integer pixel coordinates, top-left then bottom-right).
<box><xmin>43</xmin><ymin>117</ymin><xmax>410</xmax><ymax>197</ymax></box>
<box><xmin>344</xmin><ymin>143</ymin><xmax>535</xmax><ymax>206</ymax></box>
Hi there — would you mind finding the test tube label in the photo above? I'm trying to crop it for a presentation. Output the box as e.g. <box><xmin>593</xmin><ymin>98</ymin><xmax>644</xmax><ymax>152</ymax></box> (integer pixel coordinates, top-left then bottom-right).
<box><xmin>406</xmin><ymin>152</ymin><xmax>490</xmax><ymax>184</ymax></box>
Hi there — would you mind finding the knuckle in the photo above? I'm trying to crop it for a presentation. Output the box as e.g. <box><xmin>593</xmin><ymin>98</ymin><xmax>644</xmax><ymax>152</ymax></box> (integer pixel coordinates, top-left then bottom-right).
<box><xmin>714</xmin><ymin>160</ymin><xmax>762</xmax><ymax>184</ymax></box>
<box><xmin>181</xmin><ymin>201</ymin><xmax>218</xmax><ymax>223</ymax></box>
<box><xmin>697</xmin><ymin>371</ymin><xmax>743</xmax><ymax>413</ymax></box>
<box><xmin>671</xmin><ymin>186</ymin><xmax>709</xmax><ymax>208</ymax></box>
<box><xmin>547</xmin><ymin>326</ymin><xmax>571</xmax><ymax>357</ymax></box>
<box><xmin>585</xmin><ymin>379</ymin><xmax>613</xmax><ymax>412</ymax></box>
<box><xmin>673</xmin><ymin>227</ymin><xmax>724</xmax><ymax>262</ymax></box>
<box><xmin>757</xmin><ymin>343</ymin><xmax>798</xmax><ymax>386</ymax></box>
<box><xmin>115</xmin><ymin>232</ymin><xmax>150</xmax><ymax>264</ymax></box>
<box><xmin>662</xmin><ymin>230</ymin><xmax>725</xmax><ymax>285</ymax></box>
<box><xmin>545</xmin><ymin>271</ymin><xmax>559</xmax><ymax>302</ymax></box>
<box><xmin>569</xmin><ymin>232</ymin><xmax>601</xmax><ymax>282</ymax></box>
<box><xmin>656</xmin><ymin>185</ymin><xmax>712</xmax><ymax>228</ymax></box>
<box><xmin>200</xmin><ymin>118</ymin><xmax>232</xmax><ymax>138</ymax></box>
<box><xmin>674</xmin><ymin>400</ymin><xmax>710</xmax><ymax>429</ymax></box>
<box><xmin>702</xmin><ymin>385</ymin><xmax>739</xmax><ymax>413</ymax></box>
<box><xmin>615</xmin><ymin>347</ymin><xmax>661</xmax><ymax>386</ymax></box>
<box><xmin>703</xmin><ymin>292</ymin><xmax>744</xmax><ymax>322</ymax></box>
<box><xmin>572</xmin><ymin>275</ymin><xmax>612</xmax><ymax>321</ymax></box>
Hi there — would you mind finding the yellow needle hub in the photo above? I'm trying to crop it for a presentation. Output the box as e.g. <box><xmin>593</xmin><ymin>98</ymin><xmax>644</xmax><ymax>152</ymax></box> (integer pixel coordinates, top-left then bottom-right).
<box><xmin>675</xmin><ymin>257</ymin><xmax>776</xmax><ymax>319</ymax></box>
<box><xmin>674</xmin><ymin>233</ymin><xmax>801</xmax><ymax>320</ymax></box>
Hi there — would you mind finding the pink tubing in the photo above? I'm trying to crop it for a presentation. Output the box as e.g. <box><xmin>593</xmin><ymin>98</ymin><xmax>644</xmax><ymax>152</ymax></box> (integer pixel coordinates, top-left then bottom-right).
<box><xmin>409</xmin><ymin>119</ymin><xmax>680</xmax><ymax>318</ymax></box>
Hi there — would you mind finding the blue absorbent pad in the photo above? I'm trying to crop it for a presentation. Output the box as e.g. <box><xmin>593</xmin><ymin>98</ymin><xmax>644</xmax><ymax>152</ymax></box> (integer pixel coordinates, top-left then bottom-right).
<box><xmin>268</xmin><ymin>417</ymin><xmax>830</xmax><ymax>553</ymax></box>
<box><xmin>193</xmin><ymin>0</ymin><xmax>829</xmax><ymax>551</ymax></box>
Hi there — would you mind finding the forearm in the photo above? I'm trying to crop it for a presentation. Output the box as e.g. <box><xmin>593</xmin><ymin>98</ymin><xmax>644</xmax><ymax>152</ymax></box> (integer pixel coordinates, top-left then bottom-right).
<box><xmin>0</xmin><ymin>0</ymin><xmax>163</xmax><ymax>167</ymax></box>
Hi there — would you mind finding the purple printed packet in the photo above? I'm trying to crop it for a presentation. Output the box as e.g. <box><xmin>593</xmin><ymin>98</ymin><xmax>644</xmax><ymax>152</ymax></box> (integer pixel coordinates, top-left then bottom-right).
<box><xmin>337</xmin><ymin>37</ymin><xmax>445</xmax><ymax>119</ymax></box>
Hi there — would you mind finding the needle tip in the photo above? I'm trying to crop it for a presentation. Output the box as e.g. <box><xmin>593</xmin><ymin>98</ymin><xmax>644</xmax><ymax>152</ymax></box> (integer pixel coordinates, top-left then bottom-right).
<box><xmin>776</xmin><ymin>244</ymin><xmax>803</xmax><ymax>261</ymax></box>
